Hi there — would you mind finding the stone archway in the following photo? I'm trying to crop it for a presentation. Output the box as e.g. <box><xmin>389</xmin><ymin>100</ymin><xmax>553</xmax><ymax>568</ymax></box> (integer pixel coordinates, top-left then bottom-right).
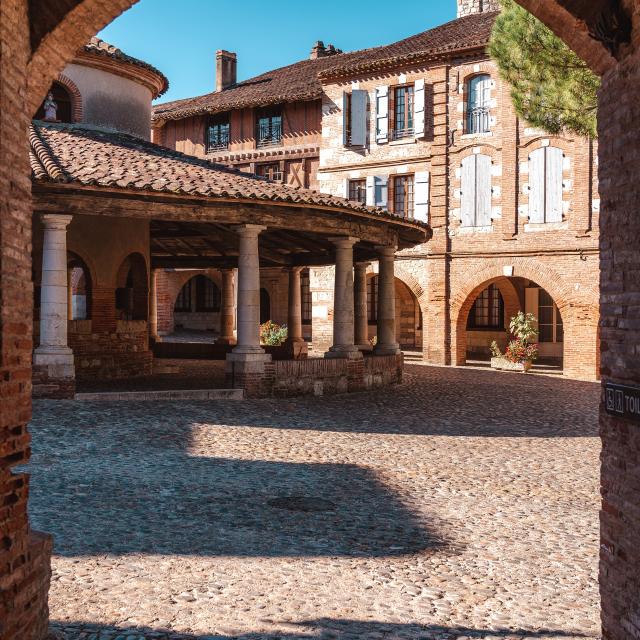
<box><xmin>395</xmin><ymin>263</ymin><xmax>429</xmax><ymax>353</ymax></box>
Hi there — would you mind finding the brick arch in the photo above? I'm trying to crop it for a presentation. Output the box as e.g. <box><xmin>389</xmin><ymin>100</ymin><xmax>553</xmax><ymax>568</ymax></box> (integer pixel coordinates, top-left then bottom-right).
<box><xmin>394</xmin><ymin>265</ymin><xmax>428</xmax><ymax>351</ymax></box>
<box><xmin>451</xmin><ymin>257</ymin><xmax>599</xmax><ymax>377</ymax></box>
<box><xmin>56</xmin><ymin>73</ymin><xmax>83</xmax><ymax>122</ymax></box>
<box><xmin>27</xmin><ymin>0</ymin><xmax>138</xmax><ymax>114</ymax></box>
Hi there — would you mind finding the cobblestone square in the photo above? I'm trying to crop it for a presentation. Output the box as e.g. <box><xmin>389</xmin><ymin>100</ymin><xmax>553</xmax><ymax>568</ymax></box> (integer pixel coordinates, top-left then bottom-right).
<box><xmin>27</xmin><ymin>365</ymin><xmax>601</xmax><ymax>640</ymax></box>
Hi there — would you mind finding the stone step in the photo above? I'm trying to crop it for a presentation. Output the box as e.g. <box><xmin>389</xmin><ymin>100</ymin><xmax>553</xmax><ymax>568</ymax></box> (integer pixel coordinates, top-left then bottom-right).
<box><xmin>74</xmin><ymin>388</ymin><xmax>244</xmax><ymax>401</ymax></box>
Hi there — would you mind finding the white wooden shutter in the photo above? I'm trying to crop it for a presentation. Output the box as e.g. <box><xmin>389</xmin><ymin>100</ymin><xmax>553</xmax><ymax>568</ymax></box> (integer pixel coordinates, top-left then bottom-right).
<box><xmin>350</xmin><ymin>89</ymin><xmax>367</xmax><ymax>147</ymax></box>
<box><xmin>476</xmin><ymin>154</ymin><xmax>492</xmax><ymax>226</ymax></box>
<box><xmin>342</xmin><ymin>178</ymin><xmax>350</xmax><ymax>199</ymax></box>
<box><xmin>414</xmin><ymin>79</ymin><xmax>426</xmax><ymax>139</ymax></box>
<box><xmin>365</xmin><ymin>175</ymin><xmax>376</xmax><ymax>207</ymax></box>
<box><xmin>374</xmin><ymin>176</ymin><xmax>388</xmax><ymax>209</ymax></box>
<box><xmin>414</xmin><ymin>171</ymin><xmax>430</xmax><ymax>222</ymax></box>
<box><xmin>460</xmin><ymin>156</ymin><xmax>476</xmax><ymax>227</ymax></box>
<box><xmin>375</xmin><ymin>86</ymin><xmax>389</xmax><ymax>144</ymax></box>
<box><xmin>342</xmin><ymin>92</ymin><xmax>349</xmax><ymax>146</ymax></box>
<box><xmin>529</xmin><ymin>148</ymin><xmax>546</xmax><ymax>223</ymax></box>
<box><xmin>545</xmin><ymin>147</ymin><xmax>563</xmax><ymax>222</ymax></box>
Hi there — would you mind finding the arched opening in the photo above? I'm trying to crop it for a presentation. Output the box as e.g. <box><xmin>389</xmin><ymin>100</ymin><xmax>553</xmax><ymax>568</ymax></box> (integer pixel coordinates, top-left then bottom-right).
<box><xmin>67</xmin><ymin>252</ymin><xmax>92</xmax><ymax>320</ymax></box>
<box><xmin>34</xmin><ymin>80</ymin><xmax>74</xmax><ymax>123</ymax></box>
<box><xmin>260</xmin><ymin>288</ymin><xmax>271</xmax><ymax>324</ymax></box>
<box><xmin>460</xmin><ymin>276</ymin><xmax>564</xmax><ymax>373</ymax></box>
<box><xmin>173</xmin><ymin>274</ymin><xmax>221</xmax><ymax>333</ymax></box>
<box><xmin>115</xmin><ymin>253</ymin><xmax>148</xmax><ymax>321</ymax></box>
<box><xmin>367</xmin><ymin>274</ymin><xmax>423</xmax><ymax>349</ymax></box>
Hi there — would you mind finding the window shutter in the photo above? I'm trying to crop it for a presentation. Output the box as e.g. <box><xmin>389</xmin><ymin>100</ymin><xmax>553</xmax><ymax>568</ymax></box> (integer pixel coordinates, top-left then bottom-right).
<box><xmin>342</xmin><ymin>92</ymin><xmax>349</xmax><ymax>146</ymax></box>
<box><xmin>375</xmin><ymin>86</ymin><xmax>389</xmax><ymax>144</ymax></box>
<box><xmin>350</xmin><ymin>89</ymin><xmax>367</xmax><ymax>147</ymax></box>
<box><xmin>414</xmin><ymin>79</ymin><xmax>426</xmax><ymax>139</ymax></box>
<box><xmin>545</xmin><ymin>147</ymin><xmax>563</xmax><ymax>222</ymax></box>
<box><xmin>460</xmin><ymin>156</ymin><xmax>476</xmax><ymax>227</ymax></box>
<box><xmin>414</xmin><ymin>171</ymin><xmax>430</xmax><ymax>222</ymax></box>
<box><xmin>374</xmin><ymin>176</ymin><xmax>388</xmax><ymax>209</ymax></box>
<box><xmin>476</xmin><ymin>154</ymin><xmax>492</xmax><ymax>226</ymax></box>
<box><xmin>529</xmin><ymin>148</ymin><xmax>546</xmax><ymax>223</ymax></box>
<box><xmin>343</xmin><ymin>178</ymin><xmax>350</xmax><ymax>199</ymax></box>
<box><xmin>365</xmin><ymin>175</ymin><xmax>376</xmax><ymax>207</ymax></box>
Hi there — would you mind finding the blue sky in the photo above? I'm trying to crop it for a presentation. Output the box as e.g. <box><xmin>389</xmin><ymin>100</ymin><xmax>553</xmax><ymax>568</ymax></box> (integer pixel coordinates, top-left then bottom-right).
<box><xmin>99</xmin><ymin>0</ymin><xmax>457</xmax><ymax>104</ymax></box>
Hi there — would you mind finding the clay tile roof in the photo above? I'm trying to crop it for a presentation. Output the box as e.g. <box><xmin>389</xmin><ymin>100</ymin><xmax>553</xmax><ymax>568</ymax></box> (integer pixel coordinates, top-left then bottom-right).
<box><xmin>152</xmin><ymin>12</ymin><xmax>496</xmax><ymax>123</ymax></box>
<box><xmin>82</xmin><ymin>37</ymin><xmax>169</xmax><ymax>98</ymax></box>
<box><xmin>29</xmin><ymin>121</ymin><xmax>428</xmax><ymax>232</ymax></box>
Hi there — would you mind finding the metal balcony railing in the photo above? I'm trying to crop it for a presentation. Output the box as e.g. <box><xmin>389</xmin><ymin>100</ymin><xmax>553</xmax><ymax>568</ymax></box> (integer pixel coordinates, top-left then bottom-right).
<box><xmin>256</xmin><ymin>121</ymin><xmax>283</xmax><ymax>148</ymax></box>
<box><xmin>392</xmin><ymin>127</ymin><xmax>415</xmax><ymax>141</ymax></box>
<box><xmin>207</xmin><ymin>130</ymin><xmax>230</xmax><ymax>152</ymax></box>
<box><xmin>466</xmin><ymin>107</ymin><xmax>490</xmax><ymax>134</ymax></box>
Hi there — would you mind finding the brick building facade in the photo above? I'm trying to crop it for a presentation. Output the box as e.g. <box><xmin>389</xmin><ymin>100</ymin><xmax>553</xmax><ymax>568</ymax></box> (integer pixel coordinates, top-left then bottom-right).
<box><xmin>155</xmin><ymin>3</ymin><xmax>600</xmax><ymax>379</ymax></box>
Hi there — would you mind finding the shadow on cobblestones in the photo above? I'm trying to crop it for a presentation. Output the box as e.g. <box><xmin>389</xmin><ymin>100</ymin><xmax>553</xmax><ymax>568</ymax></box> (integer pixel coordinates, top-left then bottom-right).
<box><xmin>50</xmin><ymin>619</ymin><xmax>592</xmax><ymax>640</ymax></box>
<box><xmin>28</xmin><ymin>402</ymin><xmax>444</xmax><ymax>557</ymax></box>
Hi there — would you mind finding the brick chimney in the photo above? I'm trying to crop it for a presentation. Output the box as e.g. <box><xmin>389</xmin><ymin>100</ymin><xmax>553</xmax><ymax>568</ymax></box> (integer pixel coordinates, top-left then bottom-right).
<box><xmin>216</xmin><ymin>50</ymin><xmax>237</xmax><ymax>92</ymax></box>
<box><xmin>457</xmin><ymin>0</ymin><xmax>499</xmax><ymax>17</ymax></box>
<box><xmin>310</xmin><ymin>41</ymin><xmax>343</xmax><ymax>60</ymax></box>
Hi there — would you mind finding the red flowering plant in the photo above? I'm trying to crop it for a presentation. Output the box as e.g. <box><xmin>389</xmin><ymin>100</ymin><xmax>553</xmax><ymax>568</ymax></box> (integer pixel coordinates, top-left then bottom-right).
<box><xmin>490</xmin><ymin>312</ymin><xmax>539</xmax><ymax>364</ymax></box>
<box><xmin>504</xmin><ymin>312</ymin><xmax>539</xmax><ymax>364</ymax></box>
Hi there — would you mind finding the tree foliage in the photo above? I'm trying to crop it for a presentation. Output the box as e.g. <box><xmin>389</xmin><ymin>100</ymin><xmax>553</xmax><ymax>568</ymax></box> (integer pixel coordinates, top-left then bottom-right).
<box><xmin>489</xmin><ymin>0</ymin><xmax>600</xmax><ymax>138</ymax></box>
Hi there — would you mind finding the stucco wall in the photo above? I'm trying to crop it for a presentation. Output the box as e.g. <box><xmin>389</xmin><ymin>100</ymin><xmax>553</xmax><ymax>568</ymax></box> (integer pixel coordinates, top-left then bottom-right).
<box><xmin>64</xmin><ymin>62</ymin><xmax>153</xmax><ymax>139</ymax></box>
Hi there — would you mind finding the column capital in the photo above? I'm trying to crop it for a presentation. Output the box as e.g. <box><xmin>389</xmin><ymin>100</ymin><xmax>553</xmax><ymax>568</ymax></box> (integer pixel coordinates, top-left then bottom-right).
<box><xmin>289</xmin><ymin>265</ymin><xmax>304</xmax><ymax>274</ymax></box>
<box><xmin>375</xmin><ymin>244</ymin><xmax>397</xmax><ymax>257</ymax></box>
<box><xmin>329</xmin><ymin>236</ymin><xmax>359</xmax><ymax>249</ymax></box>
<box><xmin>234</xmin><ymin>224</ymin><xmax>266</xmax><ymax>237</ymax></box>
<box><xmin>41</xmin><ymin>213</ymin><xmax>73</xmax><ymax>230</ymax></box>
<box><xmin>354</xmin><ymin>261</ymin><xmax>371</xmax><ymax>271</ymax></box>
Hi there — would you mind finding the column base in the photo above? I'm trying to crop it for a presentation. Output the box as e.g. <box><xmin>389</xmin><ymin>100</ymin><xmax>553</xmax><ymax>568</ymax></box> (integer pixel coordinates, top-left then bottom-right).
<box><xmin>357</xmin><ymin>343</ymin><xmax>374</xmax><ymax>352</ymax></box>
<box><xmin>33</xmin><ymin>347</ymin><xmax>75</xmax><ymax>379</ymax></box>
<box><xmin>284</xmin><ymin>338</ymin><xmax>308</xmax><ymax>360</ymax></box>
<box><xmin>373</xmin><ymin>344</ymin><xmax>402</xmax><ymax>356</ymax></box>
<box><xmin>325</xmin><ymin>346</ymin><xmax>363</xmax><ymax>360</ymax></box>
<box><xmin>216</xmin><ymin>336</ymin><xmax>237</xmax><ymax>346</ymax></box>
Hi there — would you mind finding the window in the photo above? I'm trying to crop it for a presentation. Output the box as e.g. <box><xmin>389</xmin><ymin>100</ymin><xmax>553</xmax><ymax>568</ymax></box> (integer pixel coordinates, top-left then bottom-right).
<box><xmin>392</xmin><ymin>85</ymin><xmax>414</xmax><ymax>140</ymax></box>
<box><xmin>301</xmin><ymin>269</ymin><xmax>312</xmax><ymax>325</ymax></box>
<box><xmin>256</xmin><ymin>163</ymin><xmax>283</xmax><ymax>182</ymax></box>
<box><xmin>206</xmin><ymin>115</ymin><xmax>230</xmax><ymax>152</ymax></box>
<box><xmin>195</xmin><ymin>276</ymin><xmax>221</xmax><ymax>312</ymax></box>
<box><xmin>460</xmin><ymin>154</ymin><xmax>492</xmax><ymax>227</ymax></box>
<box><xmin>256</xmin><ymin>109</ymin><xmax>282</xmax><ymax>148</ymax></box>
<box><xmin>348</xmin><ymin>179</ymin><xmax>367</xmax><ymax>204</ymax></box>
<box><xmin>528</xmin><ymin>146</ymin><xmax>564</xmax><ymax>223</ymax></box>
<box><xmin>175</xmin><ymin>279</ymin><xmax>193</xmax><ymax>312</ymax></box>
<box><xmin>538</xmin><ymin>288</ymin><xmax>563</xmax><ymax>343</ymax></box>
<box><xmin>367</xmin><ymin>276</ymin><xmax>378</xmax><ymax>323</ymax></box>
<box><xmin>35</xmin><ymin>81</ymin><xmax>73</xmax><ymax>123</ymax></box>
<box><xmin>466</xmin><ymin>74</ymin><xmax>491</xmax><ymax>134</ymax></box>
<box><xmin>468</xmin><ymin>284</ymin><xmax>504</xmax><ymax>329</ymax></box>
<box><xmin>392</xmin><ymin>175</ymin><xmax>414</xmax><ymax>219</ymax></box>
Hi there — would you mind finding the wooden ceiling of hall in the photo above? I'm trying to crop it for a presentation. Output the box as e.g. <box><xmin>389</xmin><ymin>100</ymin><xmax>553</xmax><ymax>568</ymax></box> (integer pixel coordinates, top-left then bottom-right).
<box><xmin>150</xmin><ymin>220</ymin><xmax>380</xmax><ymax>269</ymax></box>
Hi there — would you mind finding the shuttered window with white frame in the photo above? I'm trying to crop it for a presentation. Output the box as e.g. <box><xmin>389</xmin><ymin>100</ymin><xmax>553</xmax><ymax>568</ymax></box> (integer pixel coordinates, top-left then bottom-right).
<box><xmin>414</xmin><ymin>79</ymin><xmax>426</xmax><ymax>139</ymax></box>
<box><xmin>528</xmin><ymin>146</ymin><xmax>564</xmax><ymax>223</ymax></box>
<box><xmin>460</xmin><ymin>154</ymin><xmax>492</xmax><ymax>227</ymax></box>
<box><xmin>375</xmin><ymin>86</ymin><xmax>389</xmax><ymax>144</ymax></box>
<box><xmin>374</xmin><ymin>176</ymin><xmax>389</xmax><ymax>209</ymax></box>
<box><xmin>414</xmin><ymin>171</ymin><xmax>430</xmax><ymax>222</ymax></box>
<box><xmin>350</xmin><ymin>90</ymin><xmax>367</xmax><ymax>147</ymax></box>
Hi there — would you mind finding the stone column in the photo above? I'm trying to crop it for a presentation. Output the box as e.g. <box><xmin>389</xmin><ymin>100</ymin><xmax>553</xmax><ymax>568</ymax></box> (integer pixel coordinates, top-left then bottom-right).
<box><xmin>149</xmin><ymin>268</ymin><xmax>159</xmax><ymax>341</ymax></box>
<box><xmin>326</xmin><ymin>237</ymin><xmax>361</xmax><ymax>359</ymax></box>
<box><xmin>374</xmin><ymin>245</ymin><xmax>401</xmax><ymax>356</ymax></box>
<box><xmin>217</xmin><ymin>268</ymin><xmax>236</xmax><ymax>345</ymax></box>
<box><xmin>67</xmin><ymin>267</ymin><xmax>74</xmax><ymax>321</ymax></box>
<box><xmin>232</xmin><ymin>225</ymin><xmax>266</xmax><ymax>354</ymax></box>
<box><xmin>354</xmin><ymin>262</ymin><xmax>371</xmax><ymax>351</ymax></box>
<box><xmin>285</xmin><ymin>266</ymin><xmax>307</xmax><ymax>359</ymax></box>
<box><xmin>34</xmin><ymin>214</ymin><xmax>75</xmax><ymax>379</ymax></box>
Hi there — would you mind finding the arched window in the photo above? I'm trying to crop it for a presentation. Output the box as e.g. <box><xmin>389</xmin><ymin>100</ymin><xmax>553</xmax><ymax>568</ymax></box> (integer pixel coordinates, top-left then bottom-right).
<box><xmin>460</xmin><ymin>154</ymin><xmax>492</xmax><ymax>227</ymax></box>
<box><xmin>466</xmin><ymin>74</ymin><xmax>491</xmax><ymax>134</ymax></box>
<box><xmin>35</xmin><ymin>81</ymin><xmax>74</xmax><ymax>123</ymax></box>
<box><xmin>175</xmin><ymin>276</ymin><xmax>221</xmax><ymax>313</ymax></box>
<box><xmin>115</xmin><ymin>253</ymin><xmax>148</xmax><ymax>321</ymax></box>
<box><xmin>528</xmin><ymin>146</ymin><xmax>564</xmax><ymax>223</ymax></box>
<box><xmin>467</xmin><ymin>284</ymin><xmax>504</xmax><ymax>329</ymax></box>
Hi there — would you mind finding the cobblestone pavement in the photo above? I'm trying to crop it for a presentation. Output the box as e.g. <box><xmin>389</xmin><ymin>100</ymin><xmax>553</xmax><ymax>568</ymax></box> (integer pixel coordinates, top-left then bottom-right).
<box><xmin>26</xmin><ymin>365</ymin><xmax>601</xmax><ymax>640</ymax></box>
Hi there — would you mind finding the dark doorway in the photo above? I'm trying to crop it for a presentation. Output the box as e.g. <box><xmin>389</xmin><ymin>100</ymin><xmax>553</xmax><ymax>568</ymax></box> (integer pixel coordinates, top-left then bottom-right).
<box><xmin>260</xmin><ymin>288</ymin><xmax>271</xmax><ymax>324</ymax></box>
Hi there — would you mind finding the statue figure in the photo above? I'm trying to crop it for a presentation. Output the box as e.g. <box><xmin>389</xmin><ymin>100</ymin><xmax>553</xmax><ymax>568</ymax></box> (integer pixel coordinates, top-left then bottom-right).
<box><xmin>43</xmin><ymin>92</ymin><xmax>58</xmax><ymax>121</ymax></box>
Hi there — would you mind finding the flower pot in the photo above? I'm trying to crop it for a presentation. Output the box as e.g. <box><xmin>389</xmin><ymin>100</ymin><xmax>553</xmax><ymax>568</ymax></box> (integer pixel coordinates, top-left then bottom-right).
<box><xmin>491</xmin><ymin>357</ymin><xmax>532</xmax><ymax>372</ymax></box>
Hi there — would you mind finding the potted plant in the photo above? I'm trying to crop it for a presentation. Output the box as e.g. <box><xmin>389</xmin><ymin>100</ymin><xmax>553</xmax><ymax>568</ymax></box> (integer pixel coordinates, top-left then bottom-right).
<box><xmin>490</xmin><ymin>312</ymin><xmax>539</xmax><ymax>372</ymax></box>
<box><xmin>260</xmin><ymin>320</ymin><xmax>288</xmax><ymax>346</ymax></box>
